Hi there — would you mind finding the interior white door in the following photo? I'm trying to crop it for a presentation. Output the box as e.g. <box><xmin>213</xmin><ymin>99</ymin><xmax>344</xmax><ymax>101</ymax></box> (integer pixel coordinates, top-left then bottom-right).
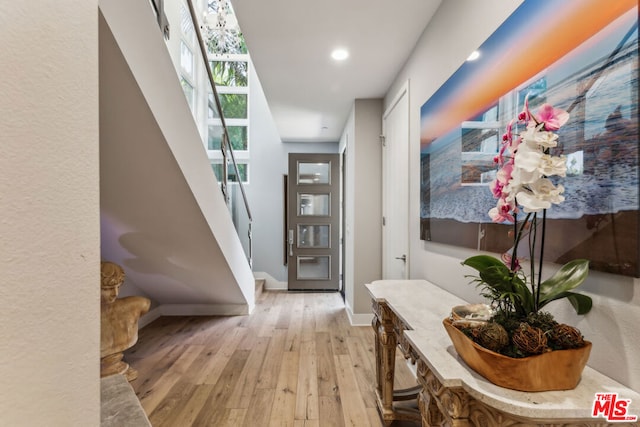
<box><xmin>382</xmin><ymin>83</ymin><xmax>410</xmax><ymax>279</ymax></box>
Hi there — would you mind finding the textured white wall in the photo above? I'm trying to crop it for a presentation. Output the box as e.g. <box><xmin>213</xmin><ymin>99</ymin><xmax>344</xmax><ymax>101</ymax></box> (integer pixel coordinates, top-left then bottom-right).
<box><xmin>0</xmin><ymin>2</ymin><xmax>100</xmax><ymax>425</ymax></box>
<box><xmin>386</xmin><ymin>0</ymin><xmax>640</xmax><ymax>391</ymax></box>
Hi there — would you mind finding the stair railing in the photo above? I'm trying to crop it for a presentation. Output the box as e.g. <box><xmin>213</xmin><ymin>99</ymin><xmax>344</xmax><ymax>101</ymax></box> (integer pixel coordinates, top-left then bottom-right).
<box><xmin>151</xmin><ymin>0</ymin><xmax>253</xmax><ymax>266</ymax></box>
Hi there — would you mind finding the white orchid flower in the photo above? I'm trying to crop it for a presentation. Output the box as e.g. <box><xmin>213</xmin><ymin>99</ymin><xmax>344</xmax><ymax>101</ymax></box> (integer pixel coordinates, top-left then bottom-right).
<box><xmin>520</xmin><ymin>123</ymin><xmax>559</xmax><ymax>149</ymax></box>
<box><xmin>514</xmin><ymin>142</ymin><xmax>566</xmax><ymax>179</ymax></box>
<box><xmin>538</xmin><ymin>154</ymin><xmax>567</xmax><ymax>177</ymax></box>
<box><xmin>516</xmin><ymin>191</ymin><xmax>551</xmax><ymax>212</ymax></box>
<box><xmin>516</xmin><ymin>179</ymin><xmax>565</xmax><ymax>213</ymax></box>
<box><xmin>513</xmin><ymin>144</ymin><xmax>543</xmax><ymax>179</ymax></box>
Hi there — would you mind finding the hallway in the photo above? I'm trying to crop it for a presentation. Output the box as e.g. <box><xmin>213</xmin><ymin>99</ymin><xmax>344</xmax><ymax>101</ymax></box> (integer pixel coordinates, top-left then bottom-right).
<box><xmin>125</xmin><ymin>291</ymin><xmax>419</xmax><ymax>426</ymax></box>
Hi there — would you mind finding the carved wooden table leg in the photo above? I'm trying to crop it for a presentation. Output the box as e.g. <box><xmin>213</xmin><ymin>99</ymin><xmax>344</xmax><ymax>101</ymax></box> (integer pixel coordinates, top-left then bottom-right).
<box><xmin>372</xmin><ymin>300</ymin><xmax>421</xmax><ymax>425</ymax></box>
<box><xmin>417</xmin><ymin>359</ymin><xmax>471</xmax><ymax>427</ymax></box>
<box><xmin>373</xmin><ymin>300</ymin><xmax>397</xmax><ymax>425</ymax></box>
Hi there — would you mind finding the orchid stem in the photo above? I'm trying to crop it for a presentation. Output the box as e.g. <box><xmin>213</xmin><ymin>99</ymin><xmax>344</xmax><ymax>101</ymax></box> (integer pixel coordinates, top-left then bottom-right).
<box><xmin>530</xmin><ymin>213</ymin><xmax>537</xmax><ymax>311</ymax></box>
<box><xmin>537</xmin><ymin>209</ymin><xmax>547</xmax><ymax>312</ymax></box>
<box><xmin>511</xmin><ymin>211</ymin><xmax>532</xmax><ymax>272</ymax></box>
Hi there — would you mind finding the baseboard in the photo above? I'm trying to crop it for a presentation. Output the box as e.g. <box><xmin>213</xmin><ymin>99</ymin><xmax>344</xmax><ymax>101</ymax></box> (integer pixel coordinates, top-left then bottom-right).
<box><xmin>160</xmin><ymin>304</ymin><xmax>250</xmax><ymax>316</ymax></box>
<box><xmin>139</xmin><ymin>306</ymin><xmax>162</xmax><ymax>328</ymax></box>
<box><xmin>253</xmin><ymin>271</ymin><xmax>287</xmax><ymax>290</ymax></box>
<box><xmin>345</xmin><ymin>300</ymin><xmax>373</xmax><ymax>326</ymax></box>
<box><xmin>137</xmin><ymin>303</ymin><xmax>251</xmax><ymax>329</ymax></box>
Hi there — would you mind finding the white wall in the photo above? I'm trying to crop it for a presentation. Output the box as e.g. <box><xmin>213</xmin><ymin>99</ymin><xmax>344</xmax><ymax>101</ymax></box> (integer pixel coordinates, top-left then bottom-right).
<box><xmin>0</xmin><ymin>2</ymin><xmax>101</xmax><ymax>425</ymax></box>
<box><xmin>246</xmin><ymin>65</ymin><xmax>338</xmax><ymax>283</ymax></box>
<box><xmin>340</xmin><ymin>99</ymin><xmax>383</xmax><ymax>321</ymax></box>
<box><xmin>385</xmin><ymin>0</ymin><xmax>640</xmax><ymax>391</ymax></box>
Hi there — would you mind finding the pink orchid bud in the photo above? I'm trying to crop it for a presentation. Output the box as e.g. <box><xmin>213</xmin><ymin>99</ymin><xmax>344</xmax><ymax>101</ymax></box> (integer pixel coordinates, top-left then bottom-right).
<box><xmin>501</xmin><ymin>253</ymin><xmax>521</xmax><ymax>272</ymax></box>
<box><xmin>519</xmin><ymin>94</ymin><xmax>533</xmax><ymax>123</ymax></box>
<box><xmin>490</xmin><ymin>179</ymin><xmax>503</xmax><ymax>198</ymax></box>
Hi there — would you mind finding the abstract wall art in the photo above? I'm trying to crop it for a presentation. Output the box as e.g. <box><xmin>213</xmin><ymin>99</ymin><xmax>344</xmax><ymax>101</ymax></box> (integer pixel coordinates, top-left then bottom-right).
<box><xmin>420</xmin><ymin>0</ymin><xmax>639</xmax><ymax>277</ymax></box>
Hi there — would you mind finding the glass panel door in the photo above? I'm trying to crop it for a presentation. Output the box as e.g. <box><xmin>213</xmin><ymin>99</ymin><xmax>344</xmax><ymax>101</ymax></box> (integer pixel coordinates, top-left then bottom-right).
<box><xmin>287</xmin><ymin>154</ymin><xmax>340</xmax><ymax>290</ymax></box>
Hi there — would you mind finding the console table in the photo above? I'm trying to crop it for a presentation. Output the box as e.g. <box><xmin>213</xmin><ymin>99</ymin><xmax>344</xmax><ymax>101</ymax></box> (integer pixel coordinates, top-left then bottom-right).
<box><xmin>366</xmin><ymin>280</ymin><xmax>640</xmax><ymax>427</ymax></box>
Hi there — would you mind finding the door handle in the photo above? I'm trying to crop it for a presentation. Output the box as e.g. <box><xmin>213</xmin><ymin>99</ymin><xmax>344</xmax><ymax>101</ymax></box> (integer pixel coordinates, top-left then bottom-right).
<box><xmin>395</xmin><ymin>255</ymin><xmax>407</xmax><ymax>262</ymax></box>
<box><xmin>288</xmin><ymin>229</ymin><xmax>294</xmax><ymax>257</ymax></box>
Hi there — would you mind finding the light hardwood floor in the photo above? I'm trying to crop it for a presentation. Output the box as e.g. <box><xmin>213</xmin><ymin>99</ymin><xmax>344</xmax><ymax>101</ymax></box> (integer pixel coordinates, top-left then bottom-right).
<box><xmin>125</xmin><ymin>290</ymin><xmax>420</xmax><ymax>427</ymax></box>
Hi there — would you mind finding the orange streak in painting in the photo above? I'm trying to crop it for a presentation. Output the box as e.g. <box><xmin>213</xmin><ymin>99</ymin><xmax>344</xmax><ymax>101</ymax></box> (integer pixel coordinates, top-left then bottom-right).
<box><xmin>422</xmin><ymin>0</ymin><xmax>637</xmax><ymax>145</ymax></box>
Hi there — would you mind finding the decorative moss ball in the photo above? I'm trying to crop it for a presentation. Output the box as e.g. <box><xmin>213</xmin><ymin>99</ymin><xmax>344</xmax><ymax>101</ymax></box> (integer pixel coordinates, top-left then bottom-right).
<box><xmin>525</xmin><ymin>311</ymin><xmax>558</xmax><ymax>332</ymax></box>
<box><xmin>477</xmin><ymin>322</ymin><xmax>509</xmax><ymax>352</ymax></box>
<box><xmin>548</xmin><ymin>324</ymin><xmax>585</xmax><ymax>349</ymax></box>
<box><xmin>512</xmin><ymin>323</ymin><xmax>548</xmax><ymax>355</ymax></box>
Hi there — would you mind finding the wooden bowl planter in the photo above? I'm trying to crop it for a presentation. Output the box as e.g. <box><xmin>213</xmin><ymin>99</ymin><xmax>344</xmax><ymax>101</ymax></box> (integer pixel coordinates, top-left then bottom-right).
<box><xmin>443</xmin><ymin>318</ymin><xmax>592</xmax><ymax>392</ymax></box>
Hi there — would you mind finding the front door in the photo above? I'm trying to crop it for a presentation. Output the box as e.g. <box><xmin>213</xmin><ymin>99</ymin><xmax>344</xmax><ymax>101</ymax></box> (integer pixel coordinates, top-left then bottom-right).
<box><xmin>287</xmin><ymin>153</ymin><xmax>340</xmax><ymax>291</ymax></box>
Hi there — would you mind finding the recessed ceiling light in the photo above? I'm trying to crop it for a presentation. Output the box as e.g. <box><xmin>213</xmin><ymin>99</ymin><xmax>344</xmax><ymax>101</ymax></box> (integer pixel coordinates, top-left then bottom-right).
<box><xmin>467</xmin><ymin>50</ymin><xmax>480</xmax><ymax>61</ymax></box>
<box><xmin>331</xmin><ymin>48</ymin><xmax>349</xmax><ymax>61</ymax></box>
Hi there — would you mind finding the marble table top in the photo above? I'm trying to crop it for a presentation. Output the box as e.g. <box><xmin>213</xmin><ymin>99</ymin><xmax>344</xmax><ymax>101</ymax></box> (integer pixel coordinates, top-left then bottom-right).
<box><xmin>101</xmin><ymin>374</ymin><xmax>151</xmax><ymax>427</ymax></box>
<box><xmin>366</xmin><ymin>279</ymin><xmax>640</xmax><ymax>422</ymax></box>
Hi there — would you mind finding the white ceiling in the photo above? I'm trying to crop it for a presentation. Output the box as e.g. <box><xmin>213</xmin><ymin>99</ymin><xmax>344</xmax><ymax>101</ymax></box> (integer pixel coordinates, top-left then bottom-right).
<box><xmin>231</xmin><ymin>0</ymin><xmax>442</xmax><ymax>143</ymax></box>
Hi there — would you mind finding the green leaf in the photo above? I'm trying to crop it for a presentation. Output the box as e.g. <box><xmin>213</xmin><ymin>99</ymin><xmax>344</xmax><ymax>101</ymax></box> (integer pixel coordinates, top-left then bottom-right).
<box><xmin>510</xmin><ymin>277</ymin><xmax>535</xmax><ymax>314</ymax></box>
<box><xmin>566</xmin><ymin>292</ymin><xmax>593</xmax><ymax>315</ymax></box>
<box><xmin>536</xmin><ymin>259</ymin><xmax>591</xmax><ymax>315</ymax></box>
<box><xmin>478</xmin><ymin>266</ymin><xmax>512</xmax><ymax>288</ymax></box>
<box><xmin>462</xmin><ymin>255</ymin><xmax>534</xmax><ymax>314</ymax></box>
<box><xmin>538</xmin><ymin>259</ymin><xmax>589</xmax><ymax>304</ymax></box>
<box><xmin>537</xmin><ymin>291</ymin><xmax>593</xmax><ymax>315</ymax></box>
<box><xmin>462</xmin><ymin>255</ymin><xmax>507</xmax><ymax>272</ymax></box>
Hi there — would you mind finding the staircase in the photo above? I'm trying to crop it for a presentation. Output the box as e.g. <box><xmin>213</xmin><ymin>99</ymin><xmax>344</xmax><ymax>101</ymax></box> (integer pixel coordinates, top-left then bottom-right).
<box><xmin>99</xmin><ymin>0</ymin><xmax>255</xmax><ymax>314</ymax></box>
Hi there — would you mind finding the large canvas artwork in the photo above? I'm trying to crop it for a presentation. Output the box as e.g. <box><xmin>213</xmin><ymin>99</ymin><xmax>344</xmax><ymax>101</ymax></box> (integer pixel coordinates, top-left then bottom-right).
<box><xmin>420</xmin><ymin>0</ymin><xmax>639</xmax><ymax>277</ymax></box>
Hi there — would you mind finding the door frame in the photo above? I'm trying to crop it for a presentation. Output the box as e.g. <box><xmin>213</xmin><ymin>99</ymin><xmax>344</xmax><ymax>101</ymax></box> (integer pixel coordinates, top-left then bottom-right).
<box><xmin>340</xmin><ymin>148</ymin><xmax>346</xmax><ymax>299</ymax></box>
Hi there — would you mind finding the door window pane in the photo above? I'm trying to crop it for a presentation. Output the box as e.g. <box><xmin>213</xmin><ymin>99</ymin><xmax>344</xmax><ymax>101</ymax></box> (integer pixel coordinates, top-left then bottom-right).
<box><xmin>297</xmin><ymin>225</ymin><xmax>330</xmax><ymax>248</ymax></box>
<box><xmin>298</xmin><ymin>193</ymin><xmax>330</xmax><ymax>216</ymax></box>
<box><xmin>298</xmin><ymin>161</ymin><xmax>330</xmax><ymax>184</ymax></box>
<box><xmin>297</xmin><ymin>256</ymin><xmax>330</xmax><ymax>280</ymax></box>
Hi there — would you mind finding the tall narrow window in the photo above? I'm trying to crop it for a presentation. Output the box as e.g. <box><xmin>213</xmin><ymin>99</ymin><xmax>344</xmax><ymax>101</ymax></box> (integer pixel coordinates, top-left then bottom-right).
<box><xmin>211</xmin><ymin>160</ymin><xmax>249</xmax><ymax>184</ymax></box>
<box><xmin>180</xmin><ymin>3</ymin><xmax>197</xmax><ymax>118</ymax></box>
<box><xmin>203</xmin><ymin>0</ymin><xmax>251</xmax><ymax>182</ymax></box>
